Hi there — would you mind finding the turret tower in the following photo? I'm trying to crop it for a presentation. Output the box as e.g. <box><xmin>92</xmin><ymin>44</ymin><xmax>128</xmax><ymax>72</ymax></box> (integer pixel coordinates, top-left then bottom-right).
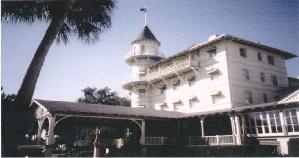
<box><xmin>122</xmin><ymin>25</ymin><xmax>164</xmax><ymax>108</ymax></box>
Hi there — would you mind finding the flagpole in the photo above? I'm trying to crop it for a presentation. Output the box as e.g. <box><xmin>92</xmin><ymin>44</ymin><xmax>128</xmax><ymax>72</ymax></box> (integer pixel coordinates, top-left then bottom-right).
<box><xmin>144</xmin><ymin>4</ymin><xmax>147</xmax><ymax>26</ymax></box>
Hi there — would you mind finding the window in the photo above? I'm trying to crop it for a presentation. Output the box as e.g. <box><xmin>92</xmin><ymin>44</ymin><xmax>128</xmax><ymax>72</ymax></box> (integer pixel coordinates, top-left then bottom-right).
<box><xmin>257</xmin><ymin>52</ymin><xmax>262</xmax><ymax>61</ymax></box>
<box><xmin>267</xmin><ymin>55</ymin><xmax>275</xmax><ymax>65</ymax></box>
<box><xmin>269</xmin><ymin>111</ymin><xmax>283</xmax><ymax>133</ymax></box>
<box><xmin>263</xmin><ymin>93</ymin><xmax>268</xmax><ymax>103</ymax></box>
<box><xmin>207</xmin><ymin>47</ymin><xmax>217</xmax><ymax>58</ymax></box>
<box><xmin>211</xmin><ymin>96</ymin><xmax>216</xmax><ymax>104</ymax></box>
<box><xmin>260</xmin><ymin>72</ymin><xmax>265</xmax><ymax>82</ymax></box>
<box><xmin>159</xmin><ymin>85</ymin><xmax>166</xmax><ymax>94</ymax></box>
<box><xmin>171</xmin><ymin>80</ymin><xmax>180</xmax><ymax>90</ymax></box>
<box><xmin>138</xmin><ymin>89</ymin><xmax>145</xmax><ymax>97</ymax></box>
<box><xmin>245</xmin><ymin>111</ymin><xmax>283</xmax><ymax>135</ymax></box>
<box><xmin>240</xmin><ymin>48</ymin><xmax>247</xmax><ymax>58</ymax></box>
<box><xmin>244</xmin><ymin>91</ymin><xmax>253</xmax><ymax>104</ymax></box>
<box><xmin>141</xmin><ymin>45</ymin><xmax>145</xmax><ymax>54</ymax></box>
<box><xmin>271</xmin><ymin>75</ymin><xmax>278</xmax><ymax>87</ymax></box>
<box><xmin>242</xmin><ymin>68</ymin><xmax>250</xmax><ymax>80</ymax></box>
<box><xmin>284</xmin><ymin>109</ymin><xmax>299</xmax><ymax>132</ymax></box>
<box><xmin>186</xmin><ymin>76</ymin><xmax>196</xmax><ymax>86</ymax></box>
<box><xmin>261</xmin><ymin>112</ymin><xmax>269</xmax><ymax>133</ymax></box>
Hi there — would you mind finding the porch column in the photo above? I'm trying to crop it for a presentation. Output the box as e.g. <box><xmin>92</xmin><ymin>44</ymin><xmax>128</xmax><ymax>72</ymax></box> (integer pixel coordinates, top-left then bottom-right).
<box><xmin>200</xmin><ymin>117</ymin><xmax>205</xmax><ymax>138</ymax></box>
<box><xmin>37</xmin><ymin>119</ymin><xmax>44</xmax><ymax>143</ymax></box>
<box><xmin>140</xmin><ymin>120</ymin><xmax>146</xmax><ymax>145</ymax></box>
<box><xmin>279</xmin><ymin>111</ymin><xmax>288</xmax><ymax>136</ymax></box>
<box><xmin>229</xmin><ymin>114</ymin><xmax>237</xmax><ymax>145</ymax></box>
<box><xmin>45</xmin><ymin>116</ymin><xmax>56</xmax><ymax>157</ymax></box>
<box><xmin>234</xmin><ymin>114</ymin><xmax>242</xmax><ymax>145</ymax></box>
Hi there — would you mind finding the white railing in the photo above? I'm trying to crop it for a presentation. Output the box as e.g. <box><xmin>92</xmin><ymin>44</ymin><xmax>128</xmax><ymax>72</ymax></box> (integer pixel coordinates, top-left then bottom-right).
<box><xmin>203</xmin><ymin>135</ymin><xmax>234</xmax><ymax>145</ymax></box>
<box><xmin>144</xmin><ymin>135</ymin><xmax>234</xmax><ymax>146</ymax></box>
<box><xmin>145</xmin><ymin>137</ymin><xmax>164</xmax><ymax>145</ymax></box>
<box><xmin>146</xmin><ymin>59</ymin><xmax>198</xmax><ymax>81</ymax></box>
<box><xmin>125</xmin><ymin>52</ymin><xmax>165</xmax><ymax>60</ymax></box>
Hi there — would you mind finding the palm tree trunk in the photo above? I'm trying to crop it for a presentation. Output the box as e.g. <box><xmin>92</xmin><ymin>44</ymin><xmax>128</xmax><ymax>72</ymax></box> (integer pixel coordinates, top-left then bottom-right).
<box><xmin>16</xmin><ymin>1</ymin><xmax>73</xmax><ymax>109</ymax></box>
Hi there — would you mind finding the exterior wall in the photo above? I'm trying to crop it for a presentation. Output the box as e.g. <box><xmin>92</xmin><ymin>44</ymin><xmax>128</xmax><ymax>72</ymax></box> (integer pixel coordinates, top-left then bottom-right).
<box><xmin>149</xmin><ymin>41</ymin><xmax>233</xmax><ymax>113</ymax></box>
<box><xmin>225</xmin><ymin>41</ymin><xmax>289</xmax><ymax>107</ymax></box>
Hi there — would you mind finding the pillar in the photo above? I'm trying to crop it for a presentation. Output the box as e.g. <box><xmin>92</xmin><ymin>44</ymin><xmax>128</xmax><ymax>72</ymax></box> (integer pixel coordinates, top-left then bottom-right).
<box><xmin>200</xmin><ymin>118</ymin><xmax>205</xmax><ymax>138</ymax></box>
<box><xmin>45</xmin><ymin>116</ymin><xmax>56</xmax><ymax>157</ymax></box>
<box><xmin>234</xmin><ymin>114</ymin><xmax>242</xmax><ymax>145</ymax></box>
<box><xmin>140</xmin><ymin>120</ymin><xmax>145</xmax><ymax>145</ymax></box>
<box><xmin>277</xmin><ymin>138</ymin><xmax>290</xmax><ymax>156</ymax></box>
<box><xmin>37</xmin><ymin>119</ymin><xmax>44</xmax><ymax>143</ymax></box>
<box><xmin>279</xmin><ymin>111</ymin><xmax>288</xmax><ymax>136</ymax></box>
<box><xmin>230</xmin><ymin>114</ymin><xmax>237</xmax><ymax>145</ymax></box>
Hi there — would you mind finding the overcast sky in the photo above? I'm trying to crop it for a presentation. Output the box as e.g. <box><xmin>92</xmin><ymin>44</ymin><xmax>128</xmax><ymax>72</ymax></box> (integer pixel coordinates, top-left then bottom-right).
<box><xmin>2</xmin><ymin>0</ymin><xmax>299</xmax><ymax>102</ymax></box>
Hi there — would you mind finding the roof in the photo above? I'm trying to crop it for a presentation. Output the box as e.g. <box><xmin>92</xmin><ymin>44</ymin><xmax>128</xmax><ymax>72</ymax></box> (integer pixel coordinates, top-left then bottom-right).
<box><xmin>31</xmin><ymin>99</ymin><xmax>183</xmax><ymax>119</ymax></box>
<box><xmin>131</xmin><ymin>26</ymin><xmax>161</xmax><ymax>45</ymax></box>
<box><xmin>149</xmin><ymin>34</ymin><xmax>297</xmax><ymax>68</ymax></box>
<box><xmin>31</xmin><ymin>96</ymin><xmax>298</xmax><ymax>120</ymax></box>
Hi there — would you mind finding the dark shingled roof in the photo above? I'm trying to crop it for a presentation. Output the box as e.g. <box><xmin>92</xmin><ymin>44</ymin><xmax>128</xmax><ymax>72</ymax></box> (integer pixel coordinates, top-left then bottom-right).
<box><xmin>131</xmin><ymin>26</ymin><xmax>160</xmax><ymax>45</ymax></box>
<box><xmin>32</xmin><ymin>99</ymin><xmax>183</xmax><ymax>119</ymax></box>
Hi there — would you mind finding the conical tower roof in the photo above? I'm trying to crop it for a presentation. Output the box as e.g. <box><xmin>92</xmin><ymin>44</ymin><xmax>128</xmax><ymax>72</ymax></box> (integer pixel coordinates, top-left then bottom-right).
<box><xmin>131</xmin><ymin>26</ymin><xmax>160</xmax><ymax>45</ymax></box>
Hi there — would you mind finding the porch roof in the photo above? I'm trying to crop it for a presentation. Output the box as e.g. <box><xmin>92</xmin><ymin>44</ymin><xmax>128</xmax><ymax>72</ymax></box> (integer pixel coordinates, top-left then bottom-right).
<box><xmin>31</xmin><ymin>99</ymin><xmax>184</xmax><ymax>119</ymax></box>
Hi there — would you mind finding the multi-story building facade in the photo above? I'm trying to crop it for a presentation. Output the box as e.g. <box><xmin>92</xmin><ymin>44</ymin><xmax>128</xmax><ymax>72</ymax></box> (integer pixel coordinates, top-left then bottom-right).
<box><xmin>123</xmin><ymin>25</ymin><xmax>295</xmax><ymax>113</ymax></box>
<box><xmin>28</xmin><ymin>25</ymin><xmax>298</xmax><ymax>156</ymax></box>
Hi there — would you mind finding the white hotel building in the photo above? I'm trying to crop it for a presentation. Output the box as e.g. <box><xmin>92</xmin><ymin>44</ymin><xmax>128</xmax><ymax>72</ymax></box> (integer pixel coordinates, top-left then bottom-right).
<box><xmin>30</xmin><ymin>25</ymin><xmax>299</xmax><ymax>156</ymax></box>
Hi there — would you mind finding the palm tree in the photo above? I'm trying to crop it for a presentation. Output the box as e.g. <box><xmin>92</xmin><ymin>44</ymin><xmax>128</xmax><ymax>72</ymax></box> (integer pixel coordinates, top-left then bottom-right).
<box><xmin>2</xmin><ymin>0</ymin><xmax>115</xmax><ymax>109</ymax></box>
<box><xmin>1</xmin><ymin>1</ymin><xmax>115</xmax><ymax>155</ymax></box>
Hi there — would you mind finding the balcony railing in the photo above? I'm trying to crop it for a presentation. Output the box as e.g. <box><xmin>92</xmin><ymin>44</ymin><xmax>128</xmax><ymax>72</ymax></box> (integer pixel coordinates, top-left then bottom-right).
<box><xmin>144</xmin><ymin>135</ymin><xmax>234</xmax><ymax>146</ymax></box>
<box><xmin>146</xmin><ymin>59</ymin><xmax>198</xmax><ymax>81</ymax></box>
<box><xmin>125</xmin><ymin>52</ymin><xmax>165</xmax><ymax>64</ymax></box>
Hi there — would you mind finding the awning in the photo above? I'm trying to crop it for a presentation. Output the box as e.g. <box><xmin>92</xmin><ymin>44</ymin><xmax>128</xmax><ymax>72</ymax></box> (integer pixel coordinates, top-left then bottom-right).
<box><xmin>210</xmin><ymin>90</ymin><xmax>222</xmax><ymax>96</ymax></box>
<box><xmin>157</xmin><ymin>103</ymin><xmax>167</xmax><ymax>107</ymax></box>
<box><xmin>186</xmin><ymin>75</ymin><xmax>196</xmax><ymax>81</ymax></box>
<box><xmin>159</xmin><ymin>84</ymin><xmax>167</xmax><ymax>89</ymax></box>
<box><xmin>139</xmin><ymin>71</ymin><xmax>146</xmax><ymax>75</ymax></box>
<box><xmin>189</xmin><ymin>95</ymin><xmax>198</xmax><ymax>101</ymax></box>
<box><xmin>207</xmin><ymin>68</ymin><xmax>219</xmax><ymax>74</ymax></box>
<box><xmin>173</xmin><ymin>100</ymin><xmax>182</xmax><ymax>104</ymax></box>
<box><xmin>171</xmin><ymin>80</ymin><xmax>180</xmax><ymax>85</ymax></box>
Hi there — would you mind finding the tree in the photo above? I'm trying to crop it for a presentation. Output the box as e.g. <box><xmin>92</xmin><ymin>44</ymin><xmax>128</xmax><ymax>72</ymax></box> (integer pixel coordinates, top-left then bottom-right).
<box><xmin>2</xmin><ymin>0</ymin><xmax>115</xmax><ymax>109</ymax></box>
<box><xmin>78</xmin><ymin>87</ymin><xmax>131</xmax><ymax>107</ymax></box>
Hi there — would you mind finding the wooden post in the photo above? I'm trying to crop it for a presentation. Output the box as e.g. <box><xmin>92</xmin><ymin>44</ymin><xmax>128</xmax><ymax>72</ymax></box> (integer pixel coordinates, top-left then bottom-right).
<box><xmin>140</xmin><ymin>120</ymin><xmax>145</xmax><ymax>145</ymax></box>
<box><xmin>279</xmin><ymin>111</ymin><xmax>288</xmax><ymax>136</ymax></box>
<box><xmin>37</xmin><ymin>119</ymin><xmax>43</xmax><ymax>143</ymax></box>
<box><xmin>234</xmin><ymin>114</ymin><xmax>242</xmax><ymax>145</ymax></box>
<box><xmin>45</xmin><ymin>116</ymin><xmax>56</xmax><ymax>157</ymax></box>
<box><xmin>229</xmin><ymin>114</ymin><xmax>237</xmax><ymax>145</ymax></box>
<box><xmin>200</xmin><ymin>118</ymin><xmax>205</xmax><ymax>138</ymax></box>
<box><xmin>93</xmin><ymin>127</ymin><xmax>101</xmax><ymax>158</ymax></box>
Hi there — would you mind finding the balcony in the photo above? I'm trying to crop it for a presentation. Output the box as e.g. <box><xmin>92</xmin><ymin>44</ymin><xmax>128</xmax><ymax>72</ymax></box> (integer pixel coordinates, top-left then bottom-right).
<box><xmin>146</xmin><ymin>59</ymin><xmax>199</xmax><ymax>82</ymax></box>
<box><xmin>122</xmin><ymin>77</ymin><xmax>148</xmax><ymax>90</ymax></box>
<box><xmin>125</xmin><ymin>52</ymin><xmax>165</xmax><ymax>64</ymax></box>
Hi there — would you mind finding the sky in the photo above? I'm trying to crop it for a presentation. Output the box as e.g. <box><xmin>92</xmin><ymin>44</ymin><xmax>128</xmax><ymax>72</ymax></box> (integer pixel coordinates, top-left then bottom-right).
<box><xmin>1</xmin><ymin>0</ymin><xmax>299</xmax><ymax>102</ymax></box>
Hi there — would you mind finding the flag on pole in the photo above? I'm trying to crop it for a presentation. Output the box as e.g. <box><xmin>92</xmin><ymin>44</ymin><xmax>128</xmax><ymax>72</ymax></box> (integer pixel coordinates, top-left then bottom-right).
<box><xmin>140</xmin><ymin>7</ymin><xmax>147</xmax><ymax>12</ymax></box>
